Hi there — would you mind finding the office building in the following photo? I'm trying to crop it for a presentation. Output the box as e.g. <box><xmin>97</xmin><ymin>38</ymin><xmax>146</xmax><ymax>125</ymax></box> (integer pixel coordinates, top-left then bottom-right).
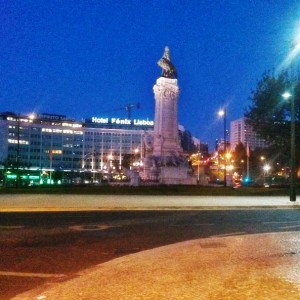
<box><xmin>0</xmin><ymin>112</ymin><xmax>153</xmax><ymax>175</ymax></box>
<box><xmin>230</xmin><ymin>117</ymin><xmax>267</xmax><ymax>151</ymax></box>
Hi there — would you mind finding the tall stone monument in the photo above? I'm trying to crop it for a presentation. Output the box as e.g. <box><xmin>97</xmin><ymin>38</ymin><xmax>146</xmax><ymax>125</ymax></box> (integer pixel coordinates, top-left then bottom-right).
<box><xmin>142</xmin><ymin>47</ymin><xmax>196</xmax><ymax>184</ymax></box>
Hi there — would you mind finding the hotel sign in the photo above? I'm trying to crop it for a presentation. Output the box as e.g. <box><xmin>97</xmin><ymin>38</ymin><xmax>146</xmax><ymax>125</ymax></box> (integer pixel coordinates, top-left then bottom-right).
<box><xmin>38</xmin><ymin>113</ymin><xmax>67</xmax><ymax>121</ymax></box>
<box><xmin>90</xmin><ymin>117</ymin><xmax>154</xmax><ymax>126</ymax></box>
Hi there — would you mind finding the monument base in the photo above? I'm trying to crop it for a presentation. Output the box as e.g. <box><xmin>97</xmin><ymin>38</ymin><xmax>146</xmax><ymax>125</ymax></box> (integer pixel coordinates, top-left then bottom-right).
<box><xmin>141</xmin><ymin>156</ymin><xmax>197</xmax><ymax>185</ymax></box>
<box><xmin>159</xmin><ymin>166</ymin><xmax>197</xmax><ymax>185</ymax></box>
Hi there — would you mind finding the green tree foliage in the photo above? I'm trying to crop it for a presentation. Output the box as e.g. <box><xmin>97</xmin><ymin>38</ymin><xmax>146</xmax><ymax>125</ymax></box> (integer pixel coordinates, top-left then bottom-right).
<box><xmin>121</xmin><ymin>153</ymin><xmax>134</xmax><ymax>170</ymax></box>
<box><xmin>244</xmin><ymin>71</ymin><xmax>300</xmax><ymax>165</ymax></box>
<box><xmin>232</xmin><ymin>142</ymin><xmax>246</xmax><ymax>175</ymax></box>
<box><xmin>234</xmin><ymin>142</ymin><xmax>246</xmax><ymax>165</ymax></box>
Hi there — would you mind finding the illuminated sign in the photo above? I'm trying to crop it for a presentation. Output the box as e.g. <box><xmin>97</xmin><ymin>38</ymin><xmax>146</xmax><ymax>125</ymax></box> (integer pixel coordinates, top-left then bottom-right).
<box><xmin>90</xmin><ymin>117</ymin><xmax>154</xmax><ymax>126</ymax></box>
<box><xmin>111</xmin><ymin>118</ymin><xmax>131</xmax><ymax>125</ymax></box>
<box><xmin>91</xmin><ymin>117</ymin><xmax>109</xmax><ymax>124</ymax></box>
<box><xmin>38</xmin><ymin>113</ymin><xmax>67</xmax><ymax>121</ymax></box>
<box><xmin>133</xmin><ymin>119</ymin><xmax>154</xmax><ymax>126</ymax></box>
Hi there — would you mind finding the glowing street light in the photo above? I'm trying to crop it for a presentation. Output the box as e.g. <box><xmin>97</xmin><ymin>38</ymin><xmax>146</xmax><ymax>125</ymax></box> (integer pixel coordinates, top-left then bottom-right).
<box><xmin>218</xmin><ymin>109</ymin><xmax>225</xmax><ymax>117</ymax></box>
<box><xmin>225</xmin><ymin>152</ymin><xmax>231</xmax><ymax>160</ymax></box>
<box><xmin>218</xmin><ymin>108</ymin><xmax>227</xmax><ymax>187</ymax></box>
<box><xmin>282</xmin><ymin>92</ymin><xmax>292</xmax><ymax>100</ymax></box>
<box><xmin>263</xmin><ymin>164</ymin><xmax>271</xmax><ymax>173</ymax></box>
<box><xmin>28</xmin><ymin>113</ymin><xmax>36</xmax><ymax>120</ymax></box>
<box><xmin>263</xmin><ymin>164</ymin><xmax>271</xmax><ymax>185</ymax></box>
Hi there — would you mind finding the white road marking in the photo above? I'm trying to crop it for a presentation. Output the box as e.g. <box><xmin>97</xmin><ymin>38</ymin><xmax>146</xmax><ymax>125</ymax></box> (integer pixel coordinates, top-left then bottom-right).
<box><xmin>0</xmin><ymin>271</ymin><xmax>65</xmax><ymax>278</ymax></box>
<box><xmin>69</xmin><ymin>224</ymin><xmax>112</xmax><ymax>231</ymax></box>
<box><xmin>170</xmin><ymin>223</ymin><xmax>214</xmax><ymax>226</ymax></box>
<box><xmin>214</xmin><ymin>232</ymin><xmax>247</xmax><ymax>237</ymax></box>
<box><xmin>263</xmin><ymin>221</ymin><xmax>300</xmax><ymax>224</ymax></box>
<box><xmin>281</xmin><ymin>225</ymin><xmax>300</xmax><ymax>229</ymax></box>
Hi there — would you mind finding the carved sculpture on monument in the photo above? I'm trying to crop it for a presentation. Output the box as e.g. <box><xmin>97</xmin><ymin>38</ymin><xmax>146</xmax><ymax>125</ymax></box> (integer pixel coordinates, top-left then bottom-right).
<box><xmin>141</xmin><ymin>47</ymin><xmax>196</xmax><ymax>184</ymax></box>
<box><xmin>157</xmin><ymin>46</ymin><xmax>177</xmax><ymax>79</ymax></box>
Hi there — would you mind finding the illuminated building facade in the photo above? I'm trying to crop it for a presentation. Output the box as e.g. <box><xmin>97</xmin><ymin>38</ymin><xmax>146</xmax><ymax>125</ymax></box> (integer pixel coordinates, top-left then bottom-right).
<box><xmin>0</xmin><ymin>112</ymin><xmax>153</xmax><ymax>174</ymax></box>
<box><xmin>230</xmin><ymin>117</ymin><xmax>267</xmax><ymax>151</ymax></box>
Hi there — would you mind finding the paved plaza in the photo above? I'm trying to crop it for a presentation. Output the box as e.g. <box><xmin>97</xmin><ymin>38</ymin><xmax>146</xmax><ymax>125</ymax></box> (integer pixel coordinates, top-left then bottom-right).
<box><xmin>12</xmin><ymin>231</ymin><xmax>300</xmax><ymax>300</ymax></box>
<box><xmin>3</xmin><ymin>195</ymin><xmax>300</xmax><ymax>299</ymax></box>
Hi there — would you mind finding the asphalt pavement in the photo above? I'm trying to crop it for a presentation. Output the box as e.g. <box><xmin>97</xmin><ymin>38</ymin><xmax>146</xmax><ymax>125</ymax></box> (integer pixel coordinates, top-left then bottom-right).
<box><xmin>4</xmin><ymin>195</ymin><xmax>300</xmax><ymax>299</ymax></box>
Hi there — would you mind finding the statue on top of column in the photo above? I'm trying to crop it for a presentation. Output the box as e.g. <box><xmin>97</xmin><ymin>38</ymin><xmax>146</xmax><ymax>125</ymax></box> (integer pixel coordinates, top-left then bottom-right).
<box><xmin>157</xmin><ymin>46</ymin><xmax>177</xmax><ymax>79</ymax></box>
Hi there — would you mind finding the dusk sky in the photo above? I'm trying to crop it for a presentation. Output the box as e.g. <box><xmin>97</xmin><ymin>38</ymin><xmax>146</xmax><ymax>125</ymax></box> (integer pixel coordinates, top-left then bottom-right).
<box><xmin>1</xmin><ymin>1</ymin><xmax>300</xmax><ymax>149</ymax></box>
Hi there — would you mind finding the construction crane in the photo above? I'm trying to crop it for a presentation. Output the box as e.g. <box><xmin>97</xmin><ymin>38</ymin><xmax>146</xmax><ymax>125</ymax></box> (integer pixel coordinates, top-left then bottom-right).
<box><xmin>99</xmin><ymin>102</ymin><xmax>140</xmax><ymax>119</ymax></box>
<box><xmin>125</xmin><ymin>103</ymin><xmax>140</xmax><ymax>119</ymax></box>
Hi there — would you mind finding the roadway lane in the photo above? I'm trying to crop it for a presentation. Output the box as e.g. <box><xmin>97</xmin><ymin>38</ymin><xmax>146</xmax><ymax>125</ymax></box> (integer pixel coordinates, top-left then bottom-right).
<box><xmin>1</xmin><ymin>209</ymin><xmax>300</xmax><ymax>299</ymax></box>
<box><xmin>0</xmin><ymin>194</ymin><xmax>299</xmax><ymax>211</ymax></box>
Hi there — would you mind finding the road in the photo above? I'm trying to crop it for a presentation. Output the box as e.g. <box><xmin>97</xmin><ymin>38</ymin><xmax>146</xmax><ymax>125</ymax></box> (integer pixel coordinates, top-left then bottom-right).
<box><xmin>1</xmin><ymin>209</ymin><xmax>300</xmax><ymax>299</ymax></box>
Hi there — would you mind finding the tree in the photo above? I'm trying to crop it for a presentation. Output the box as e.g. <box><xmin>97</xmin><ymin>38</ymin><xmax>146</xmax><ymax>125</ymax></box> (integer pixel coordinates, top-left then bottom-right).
<box><xmin>234</xmin><ymin>142</ymin><xmax>246</xmax><ymax>163</ymax></box>
<box><xmin>121</xmin><ymin>154</ymin><xmax>134</xmax><ymax>170</ymax></box>
<box><xmin>244</xmin><ymin>71</ymin><xmax>300</xmax><ymax>166</ymax></box>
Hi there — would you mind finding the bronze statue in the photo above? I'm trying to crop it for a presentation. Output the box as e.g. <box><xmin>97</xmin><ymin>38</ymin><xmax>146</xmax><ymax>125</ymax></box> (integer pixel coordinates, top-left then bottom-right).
<box><xmin>157</xmin><ymin>46</ymin><xmax>177</xmax><ymax>79</ymax></box>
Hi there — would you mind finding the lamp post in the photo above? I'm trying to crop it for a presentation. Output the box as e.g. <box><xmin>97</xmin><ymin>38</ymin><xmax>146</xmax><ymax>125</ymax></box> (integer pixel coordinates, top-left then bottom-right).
<box><xmin>283</xmin><ymin>91</ymin><xmax>296</xmax><ymax>201</ymax></box>
<box><xmin>218</xmin><ymin>108</ymin><xmax>227</xmax><ymax>187</ymax></box>
<box><xmin>197</xmin><ymin>152</ymin><xmax>201</xmax><ymax>183</ymax></box>
<box><xmin>282</xmin><ymin>37</ymin><xmax>300</xmax><ymax>199</ymax></box>
<box><xmin>108</xmin><ymin>154</ymin><xmax>113</xmax><ymax>182</ymax></box>
<box><xmin>263</xmin><ymin>164</ymin><xmax>271</xmax><ymax>186</ymax></box>
<box><xmin>16</xmin><ymin>114</ymin><xmax>21</xmax><ymax>188</ymax></box>
<box><xmin>260</xmin><ymin>156</ymin><xmax>265</xmax><ymax>184</ymax></box>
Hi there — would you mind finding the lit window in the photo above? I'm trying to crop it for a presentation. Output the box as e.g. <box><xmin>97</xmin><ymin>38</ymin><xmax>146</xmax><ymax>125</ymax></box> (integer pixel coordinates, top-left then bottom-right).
<box><xmin>53</xmin><ymin>129</ymin><xmax>62</xmax><ymax>133</ymax></box>
<box><xmin>63</xmin><ymin>130</ymin><xmax>73</xmax><ymax>134</ymax></box>
<box><xmin>42</xmin><ymin>128</ymin><xmax>53</xmax><ymax>132</ymax></box>
<box><xmin>52</xmin><ymin>150</ymin><xmax>62</xmax><ymax>154</ymax></box>
<box><xmin>8</xmin><ymin>139</ymin><xmax>29</xmax><ymax>144</ymax></box>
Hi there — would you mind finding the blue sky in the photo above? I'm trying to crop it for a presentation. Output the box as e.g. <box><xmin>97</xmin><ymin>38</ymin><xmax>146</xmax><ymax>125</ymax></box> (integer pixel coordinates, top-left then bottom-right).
<box><xmin>1</xmin><ymin>1</ymin><xmax>300</xmax><ymax>149</ymax></box>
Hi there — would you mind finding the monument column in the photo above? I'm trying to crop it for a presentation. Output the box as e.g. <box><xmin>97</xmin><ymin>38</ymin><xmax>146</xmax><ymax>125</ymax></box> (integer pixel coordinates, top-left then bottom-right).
<box><xmin>152</xmin><ymin>47</ymin><xmax>182</xmax><ymax>157</ymax></box>
<box><xmin>153</xmin><ymin>78</ymin><xmax>182</xmax><ymax>156</ymax></box>
<box><xmin>141</xmin><ymin>46</ymin><xmax>196</xmax><ymax>184</ymax></box>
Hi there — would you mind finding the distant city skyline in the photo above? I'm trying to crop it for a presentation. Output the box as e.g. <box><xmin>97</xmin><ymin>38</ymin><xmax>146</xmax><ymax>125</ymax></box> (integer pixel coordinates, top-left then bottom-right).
<box><xmin>1</xmin><ymin>1</ymin><xmax>300</xmax><ymax>149</ymax></box>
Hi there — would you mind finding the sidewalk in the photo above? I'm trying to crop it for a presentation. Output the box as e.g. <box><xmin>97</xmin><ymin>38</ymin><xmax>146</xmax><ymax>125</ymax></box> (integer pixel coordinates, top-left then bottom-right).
<box><xmin>1</xmin><ymin>194</ymin><xmax>300</xmax><ymax>212</ymax></box>
<box><xmin>12</xmin><ymin>231</ymin><xmax>300</xmax><ymax>299</ymax></box>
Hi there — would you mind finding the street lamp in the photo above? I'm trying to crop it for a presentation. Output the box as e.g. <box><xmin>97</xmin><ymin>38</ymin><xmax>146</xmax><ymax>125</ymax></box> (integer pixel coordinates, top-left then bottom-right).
<box><xmin>197</xmin><ymin>152</ymin><xmax>201</xmax><ymax>183</ymax></box>
<box><xmin>283</xmin><ymin>91</ymin><xmax>296</xmax><ymax>201</ymax></box>
<box><xmin>28</xmin><ymin>113</ymin><xmax>36</xmax><ymax>120</ymax></box>
<box><xmin>218</xmin><ymin>108</ymin><xmax>227</xmax><ymax>187</ymax></box>
<box><xmin>263</xmin><ymin>164</ymin><xmax>271</xmax><ymax>185</ymax></box>
<box><xmin>132</xmin><ymin>148</ymin><xmax>140</xmax><ymax>170</ymax></box>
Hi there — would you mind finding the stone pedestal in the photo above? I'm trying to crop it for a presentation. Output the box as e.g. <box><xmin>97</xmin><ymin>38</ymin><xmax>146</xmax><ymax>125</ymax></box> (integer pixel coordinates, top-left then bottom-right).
<box><xmin>153</xmin><ymin>77</ymin><xmax>182</xmax><ymax>157</ymax></box>
<box><xmin>160</xmin><ymin>167</ymin><xmax>197</xmax><ymax>185</ymax></box>
<box><xmin>130</xmin><ymin>170</ymin><xmax>140</xmax><ymax>186</ymax></box>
